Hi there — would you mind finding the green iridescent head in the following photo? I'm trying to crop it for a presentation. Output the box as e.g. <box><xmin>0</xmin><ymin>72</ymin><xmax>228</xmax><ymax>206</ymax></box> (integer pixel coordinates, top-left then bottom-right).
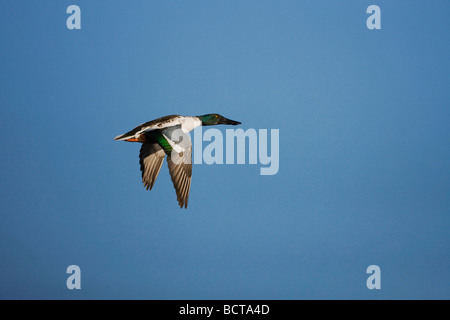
<box><xmin>198</xmin><ymin>114</ymin><xmax>241</xmax><ymax>126</ymax></box>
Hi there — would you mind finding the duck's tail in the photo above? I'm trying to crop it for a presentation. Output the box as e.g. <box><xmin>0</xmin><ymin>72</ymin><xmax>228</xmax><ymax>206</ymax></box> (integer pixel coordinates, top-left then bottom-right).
<box><xmin>114</xmin><ymin>133</ymin><xmax>139</xmax><ymax>142</ymax></box>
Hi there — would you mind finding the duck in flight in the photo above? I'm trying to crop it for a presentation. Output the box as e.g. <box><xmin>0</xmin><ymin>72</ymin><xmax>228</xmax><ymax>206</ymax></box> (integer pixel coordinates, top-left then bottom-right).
<box><xmin>114</xmin><ymin>114</ymin><xmax>241</xmax><ymax>208</ymax></box>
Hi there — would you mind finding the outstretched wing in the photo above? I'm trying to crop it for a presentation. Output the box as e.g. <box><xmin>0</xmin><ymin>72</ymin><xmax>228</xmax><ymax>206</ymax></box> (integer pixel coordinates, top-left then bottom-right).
<box><xmin>139</xmin><ymin>142</ymin><xmax>166</xmax><ymax>190</ymax></box>
<box><xmin>167</xmin><ymin>147</ymin><xmax>192</xmax><ymax>209</ymax></box>
<box><xmin>144</xmin><ymin>126</ymin><xmax>193</xmax><ymax>208</ymax></box>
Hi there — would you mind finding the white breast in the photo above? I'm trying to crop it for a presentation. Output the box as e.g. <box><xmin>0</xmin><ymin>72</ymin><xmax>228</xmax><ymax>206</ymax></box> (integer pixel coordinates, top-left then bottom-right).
<box><xmin>180</xmin><ymin>117</ymin><xmax>202</xmax><ymax>133</ymax></box>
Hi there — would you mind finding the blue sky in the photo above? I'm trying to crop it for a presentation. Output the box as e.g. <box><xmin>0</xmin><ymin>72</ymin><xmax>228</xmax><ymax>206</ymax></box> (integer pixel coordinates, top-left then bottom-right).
<box><xmin>0</xmin><ymin>0</ymin><xmax>449</xmax><ymax>299</ymax></box>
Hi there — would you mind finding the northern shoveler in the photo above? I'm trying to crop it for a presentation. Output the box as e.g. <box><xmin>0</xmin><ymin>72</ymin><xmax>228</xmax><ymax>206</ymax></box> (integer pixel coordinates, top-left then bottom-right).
<box><xmin>115</xmin><ymin>114</ymin><xmax>241</xmax><ymax>208</ymax></box>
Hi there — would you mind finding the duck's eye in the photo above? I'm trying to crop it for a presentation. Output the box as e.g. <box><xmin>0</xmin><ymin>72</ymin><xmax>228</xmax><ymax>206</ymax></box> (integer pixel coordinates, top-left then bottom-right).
<box><xmin>215</xmin><ymin>115</ymin><xmax>218</xmax><ymax>118</ymax></box>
